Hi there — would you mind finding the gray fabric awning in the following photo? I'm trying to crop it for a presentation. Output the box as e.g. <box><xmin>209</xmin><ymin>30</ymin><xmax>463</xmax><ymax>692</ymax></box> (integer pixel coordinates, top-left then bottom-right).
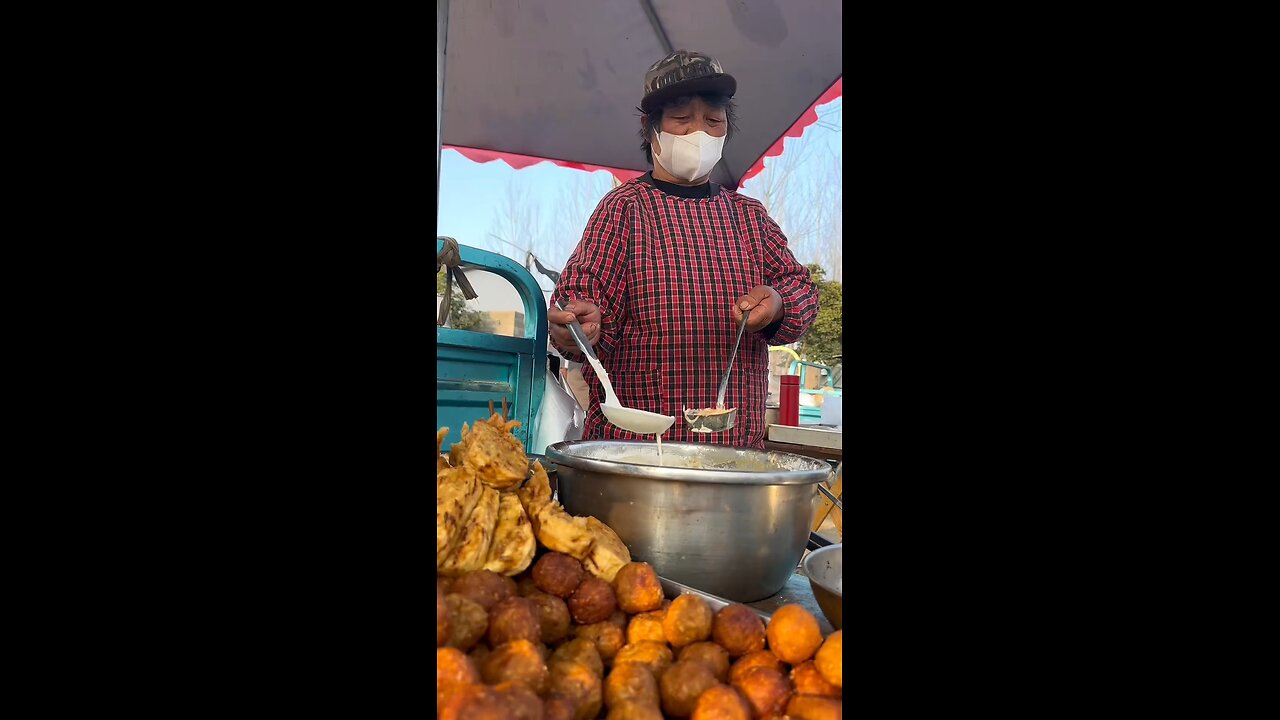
<box><xmin>439</xmin><ymin>0</ymin><xmax>842</xmax><ymax>189</ymax></box>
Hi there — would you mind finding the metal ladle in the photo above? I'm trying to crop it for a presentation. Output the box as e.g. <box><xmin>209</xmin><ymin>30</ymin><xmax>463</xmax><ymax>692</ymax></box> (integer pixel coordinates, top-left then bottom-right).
<box><xmin>684</xmin><ymin>308</ymin><xmax>750</xmax><ymax>433</ymax></box>
<box><xmin>555</xmin><ymin>300</ymin><xmax>675</xmax><ymax>435</ymax></box>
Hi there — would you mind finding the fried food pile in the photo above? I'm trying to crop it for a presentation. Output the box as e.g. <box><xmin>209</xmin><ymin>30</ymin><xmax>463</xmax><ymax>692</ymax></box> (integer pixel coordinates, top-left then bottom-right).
<box><xmin>437</xmin><ymin>413</ymin><xmax>841</xmax><ymax>718</ymax></box>
<box><xmin>437</xmin><ymin>413</ymin><xmax>631</xmax><ymax>582</ymax></box>
<box><xmin>437</xmin><ymin>558</ymin><xmax>843</xmax><ymax>720</ymax></box>
<box><xmin>438</xmin><ymin>414</ymin><xmax>538</xmax><ymax>577</ymax></box>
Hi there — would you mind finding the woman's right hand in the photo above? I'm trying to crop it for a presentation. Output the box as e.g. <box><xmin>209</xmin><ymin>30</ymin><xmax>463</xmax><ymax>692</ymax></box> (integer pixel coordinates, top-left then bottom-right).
<box><xmin>548</xmin><ymin>300</ymin><xmax>602</xmax><ymax>353</ymax></box>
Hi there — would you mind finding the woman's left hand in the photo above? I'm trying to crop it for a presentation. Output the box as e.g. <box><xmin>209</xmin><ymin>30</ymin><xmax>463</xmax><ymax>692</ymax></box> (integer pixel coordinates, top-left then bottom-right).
<box><xmin>732</xmin><ymin>286</ymin><xmax>784</xmax><ymax>332</ymax></box>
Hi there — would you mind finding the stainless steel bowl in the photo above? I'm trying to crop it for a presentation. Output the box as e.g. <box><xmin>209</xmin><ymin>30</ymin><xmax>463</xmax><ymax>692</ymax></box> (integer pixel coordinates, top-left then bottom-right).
<box><xmin>801</xmin><ymin>543</ymin><xmax>842</xmax><ymax>629</ymax></box>
<box><xmin>545</xmin><ymin>440</ymin><xmax>833</xmax><ymax>602</ymax></box>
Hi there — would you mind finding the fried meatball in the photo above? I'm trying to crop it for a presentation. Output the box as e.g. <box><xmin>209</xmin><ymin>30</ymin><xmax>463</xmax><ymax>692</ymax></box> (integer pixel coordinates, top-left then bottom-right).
<box><xmin>533</xmin><ymin>552</ymin><xmax>586</xmax><ymax>598</ymax></box>
<box><xmin>438</xmin><ymin>576</ymin><xmax>456</xmax><ymax>595</ymax></box>
<box><xmin>444</xmin><ymin>593</ymin><xmax>489</xmax><ymax>651</ymax></box>
<box><xmin>453</xmin><ymin>570</ymin><xmax>517</xmax><ymax>611</ymax></box>
<box><xmin>517</xmin><ymin>574</ymin><xmax>541</xmax><ymax>597</ymax></box>
<box><xmin>606</xmin><ymin>699</ymin><xmax>664</xmax><ymax>720</ymax></box>
<box><xmin>481</xmin><ymin>639</ymin><xmax>550</xmax><ymax>695</ymax></box>
<box><xmin>691</xmin><ymin>684</ymin><xmax>754</xmax><ymax>720</ymax></box>
<box><xmin>731</xmin><ymin>666</ymin><xmax>793</xmax><ymax>719</ymax></box>
<box><xmin>712</xmin><ymin>604</ymin><xmax>767</xmax><ymax>657</ymax></box>
<box><xmin>612</xmin><ymin>562</ymin><xmax>664</xmax><ymax>614</ymax></box>
<box><xmin>489</xmin><ymin>596</ymin><xmax>543</xmax><ymax>646</ymax></box>
<box><xmin>493</xmin><ymin>681</ymin><xmax>544</xmax><ymax>720</ymax></box>
<box><xmin>437</xmin><ymin>584</ymin><xmax>450</xmax><ymax>647</ymax></box>
<box><xmin>525</xmin><ymin>589</ymin><xmax>572</xmax><ymax>645</ymax></box>
<box><xmin>437</xmin><ymin>647</ymin><xmax>481</xmax><ymax>715</ymax></box>
<box><xmin>468</xmin><ymin>643</ymin><xmax>492</xmax><ymax>666</ymax></box>
<box><xmin>439</xmin><ymin>683</ymin><xmax>508</xmax><ymax>720</ymax></box>
<box><xmin>612</xmin><ymin>641</ymin><xmax>675</xmax><ymax>679</ymax></box>
<box><xmin>790</xmin><ymin>661</ymin><xmax>840</xmax><ymax>698</ymax></box>
<box><xmin>659</xmin><ymin>659</ymin><xmax>718</xmax><ymax>718</ymax></box>
<box><xmin>679</xmin><ymin>641</ymin><xmax>731</xmax><ymax>683</ymax></box>
<box><xmin>542</xmin><ymin>693</ymin><xmax>577</xmax><ymax>720</ymax></box>
<box><xmin>627</xmin><ymin>610</ymin><xmax>668</xmax><ymax>645</ymax></box>
<box><xmin>604</xmin><ymin>662</ymin><xmax>660</xmax><ymax>709</ymax></box>
<box><xmin>568</xmin><ymin>576</ymin><xmax>618</xmax><ymax>625</ymax></box>
<box><xmin>728</xmin><ymin>651</ymin><xmax>785</xmax><ymax>686</ymax></box>
<box><xmin>764</xmin><ymin>604</ymin><xmax>823</xmax><ymax>665</ymax></box>
<box><xmin>549</xmin><ymin>637</ymin><xmax>605</xmax><ymax>678</ymax></box>
<box><xmin>785</xmin><ymin>695</ymin><xmax>842</xmax><ymax>720</ymax></box>
<box><xmin>575</xmin><ymin>619</ymin><xmax>626</xmax><ymax>664</ymax></box>
<box><xmin>549</xmin><ymin>660</ymin><xmax>603</xmax><ymax>720</ymax></box>
<box><xmin>607</xmin><ymin>610</ymin><xmax>629</xmax><ymax>630</ymax></box>
<box><xmin>663</xmin><ymin>594</ymin><xmax>713</xmax><ymax>649</ymax></box>
<box><xmin>813</xmin><ymin>630</ymin><xmax>841</xmax><ymax>688</ymax></box>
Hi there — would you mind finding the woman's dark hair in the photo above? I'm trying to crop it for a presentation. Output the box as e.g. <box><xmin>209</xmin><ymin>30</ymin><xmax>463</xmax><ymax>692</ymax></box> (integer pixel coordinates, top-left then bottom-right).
<box><xmin>638</xmin><ymin>93</ymin><xmax>738</xmax><ymax>165</ymax></box>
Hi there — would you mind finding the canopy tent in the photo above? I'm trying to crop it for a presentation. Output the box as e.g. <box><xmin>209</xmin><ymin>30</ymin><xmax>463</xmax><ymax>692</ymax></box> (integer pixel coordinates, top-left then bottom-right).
<box><xmin>436</xmin><ymin>0</ymin><xmax>842</xmax><ymax>194</ymax></box>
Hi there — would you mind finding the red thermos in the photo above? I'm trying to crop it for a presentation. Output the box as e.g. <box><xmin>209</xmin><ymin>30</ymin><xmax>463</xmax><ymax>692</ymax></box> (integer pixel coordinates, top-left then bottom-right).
<box><xmin>779</xmin><ymin>374</ymin><xmax>800</xmax><ymax>426</ymax></box>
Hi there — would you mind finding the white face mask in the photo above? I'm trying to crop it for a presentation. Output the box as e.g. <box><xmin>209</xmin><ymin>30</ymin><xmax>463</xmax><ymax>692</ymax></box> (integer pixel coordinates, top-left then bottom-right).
<box><xmin>653</xmin><ymin>130</ymin><xmax>725</xmax><ymax>182</ymax></box>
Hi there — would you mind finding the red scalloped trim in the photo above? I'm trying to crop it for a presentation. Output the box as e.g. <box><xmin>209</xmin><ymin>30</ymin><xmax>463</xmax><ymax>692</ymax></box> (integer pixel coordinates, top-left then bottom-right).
<box><xmin>738</xmin><ymin>76</ymin><xmax>843</xmax><ymax>187</ymax></box>
<box><xmin>446</xmin><ymin>76</ymin><xmax>840</xmax><ymax>189</ymax></box>
<box><xmin>443</xmin><ymin>146</ymin><xmax>646</xmax><ymax>184</ymax></box>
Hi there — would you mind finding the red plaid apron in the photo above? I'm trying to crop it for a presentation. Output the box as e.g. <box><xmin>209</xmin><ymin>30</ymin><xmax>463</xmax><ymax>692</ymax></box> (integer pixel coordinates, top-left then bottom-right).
<box><xmin>553</xmin><ymin>176</ymin><xmax>818</xmax><ymax>449</ymax></box>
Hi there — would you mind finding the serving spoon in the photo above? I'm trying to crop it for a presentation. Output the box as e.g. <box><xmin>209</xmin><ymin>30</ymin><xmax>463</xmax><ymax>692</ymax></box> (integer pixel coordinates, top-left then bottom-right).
<box><xmin>684</xmin><ymin>308</ymin><xmax>750</xmax><ymax>433</ymax></box>
<box><xmin>555</xmin><ymin>300</ymin><xmax>675</xmax><ymax>435</ymax></box>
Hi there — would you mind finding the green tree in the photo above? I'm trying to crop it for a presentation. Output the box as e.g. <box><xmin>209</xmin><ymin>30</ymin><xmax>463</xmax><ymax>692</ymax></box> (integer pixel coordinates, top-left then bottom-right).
<box><xmin>437</xmin><ymin>269</ymin><xmax>493</xmax><ymax>333</ymax></box>
<box><xmin>797</xmin><ymin>264</ymin><xmax>841</xmax><ymax>366</ymax></box>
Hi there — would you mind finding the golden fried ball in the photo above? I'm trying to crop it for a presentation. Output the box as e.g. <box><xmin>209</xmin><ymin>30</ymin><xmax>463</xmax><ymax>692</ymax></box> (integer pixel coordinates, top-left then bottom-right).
<box><xmin>549</xmin><ymin>660</ymin><xmax>603</xmax><ymax>720</ymax></box>
<box><xmin>679</xmin><ymin>641</ymin><xmax>731</xmax><ymax>683</ymax></box>
<box><xmin>785</xmin><ymin>694</ymin><xmax>842</xmax><ymax>720</ymax></box>
<box><xmin>533</xmin><ymin>552</ymin><xmax>587</xmax><ymax>598</ymax></box>
<box><xmin>568</xmin><ymin>576</ymin><xmax>618</xmax><ymax>625</ymax></box>
<box><xmin>764</xmin><ymin>604</ymin><xmax>823</xmax><ymax>665</ymax></box>
<box><xmin>712</xmin><ymin>604</ymin><xmax>767</xmax><ymax>657</ymax></box>
<box><xmin>467</xmin><ymin>643</ymin><xmax>492</xmax><ymax>667</ymax></box>
<box><xmin>612</xmin><ymin>641</ymin><xmax>675</xmax><ymax>679</ymax></box>
<box><xmin>488</xmin><ymin>596</ymin><xmax>543</xmax><ymax>647</ymax></box>
<box><xmin>439</xmin><ymin>683</ymin><xmax>508</xmax><ymax>720</ymax></box>
<box><xmin>659</xmin><ymin>659</ymin><xmax>718</xmax><ymax>718</ymax></box>
<box><xmin>691</xmin><ymin>684</ymin><xmax>754</xmax><ymax>720</ymax></box>
<box><xmin>437</xmin><ymin>584</ymin><xmax>450</xmax><ymax>647</ymax></box>
<box><xmin>612</xmin><ymin>562</ymin><xmax>664</xmax><ymax>614</ymax></box>
<box><xmin>731</xmin><ymin>666</ymin><xmax>793</xmax><ymax>719</ymax></box>
<box><xmin>663</xmin><ymin>594</ymin><xmax>714</xmax><ymax>649</ymax></box>
<box><xmin>453</xmin><ymin>569</ymin><xmax>517</xmax><ymax>611</ymax></box>
<box><xmin>525</xmin><ymin>589</ymin><xmax>573</xmax><ymax>645</ymax></box>
<box><xmin>575</xmin><ymin>619</ymin><xmax>626</xmax><ymax>665</ymax></box>
<box><xmin>728</xmin><ymin>650</ymin><xmax>785</xmax><ymax>686</ymax></box>
<box><xmin>444</xmin><ymin>593</ymin><xmax>489</xmax><ymax>651</ymax></box>
<box><xmin>790</xmin><ymin>660</ymin><xmax>840</xmax><ymax>698</ymax></box>
<box><xmin>627</xmin><ymin>610</ymin><xmax>669</xmax><ymax>645</ymax></box>
<box><xmin>492</xmin><ymin>681</ymin><xmax>543</xmax><ymax>720</ymax></box>
<box><xmin>603</xmin><ymin>661</ymin><xmax>660</xmax><ymax>709</ymax></box>
<box><xmin>436</xmin><ymin>647</ymin><xmax>480</xmax><ymax>715</ymax></box>
<box><xmin>607</xmin><ymin>610</ymin><xmax>630</xmax><ymax>630</ymax></box>
<box><xmin>542</xmin><ymin>693</ymin><xmax>577</xmax><ymax>720</ymax></box>
<box><xmin>480</xmin><ymin>639</ymin><xmax>550</xmax><ymax>695</ymax></box>
<box><xmin>549</xmin><ymin>637</ymin><xmax>605</xmax><ymax>678</ymax></box>
<box><xmin>606</xmin><ymin>699</ymin><xmax>665</xmax><ymax>720</ymax></box>
<box><xmin>813</xmin><ymin>630</ymin><xmax>841</xmax><ymax>688</ymax></box>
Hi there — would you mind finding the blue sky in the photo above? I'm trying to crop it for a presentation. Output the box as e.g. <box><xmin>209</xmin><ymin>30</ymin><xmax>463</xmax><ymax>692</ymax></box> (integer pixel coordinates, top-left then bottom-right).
<box><xmin>438</xmin><ymin>96</ymin><xmax>842</xmax><ymax>293</ymax></box>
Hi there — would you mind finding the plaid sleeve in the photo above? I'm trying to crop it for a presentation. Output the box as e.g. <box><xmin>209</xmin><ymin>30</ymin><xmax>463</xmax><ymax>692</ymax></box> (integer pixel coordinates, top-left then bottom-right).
<box><xmin>550</xmin><ymin>191</ymin><xmax>632</xmax><ymax>362</ymax></box>
<box><xmin>754</xmin><ymin>207</ymin><xmax>819</xmax><ymax>345</ymax></box>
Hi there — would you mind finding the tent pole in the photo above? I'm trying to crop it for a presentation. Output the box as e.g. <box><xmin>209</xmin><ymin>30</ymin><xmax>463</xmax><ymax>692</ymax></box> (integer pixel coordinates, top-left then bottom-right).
<box><xmin>437</xmin><ymin>0</ymin><xmax>449</xmax><ymax>233</ymax></box>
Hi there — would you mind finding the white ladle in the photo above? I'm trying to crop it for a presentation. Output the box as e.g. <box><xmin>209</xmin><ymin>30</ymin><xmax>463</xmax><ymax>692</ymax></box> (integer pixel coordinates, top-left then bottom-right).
<box><xmin>555</xmin><ymin>301</ymin><xmax>675</xmax><ymax>435</ymax></box>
